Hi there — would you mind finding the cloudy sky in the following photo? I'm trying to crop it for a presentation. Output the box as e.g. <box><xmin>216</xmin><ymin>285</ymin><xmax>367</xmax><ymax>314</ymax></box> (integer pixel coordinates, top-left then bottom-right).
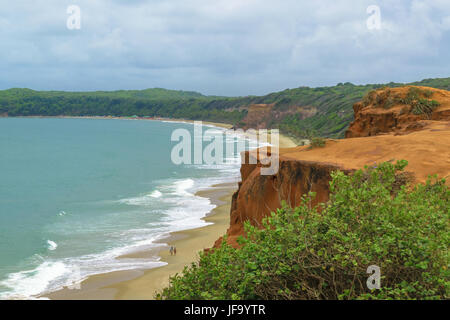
<box><xmin>0</xmin><ymin>0</ymin><xmax>449</xmax><ymax>96</ymax></box>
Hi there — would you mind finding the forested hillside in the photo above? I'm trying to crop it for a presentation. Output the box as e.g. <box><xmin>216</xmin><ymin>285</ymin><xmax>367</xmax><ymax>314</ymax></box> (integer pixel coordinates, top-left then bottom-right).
<box><xmin>1</xmin><ymin>77</ymin><xmax>449</xmax><ymax>139</ymax></box>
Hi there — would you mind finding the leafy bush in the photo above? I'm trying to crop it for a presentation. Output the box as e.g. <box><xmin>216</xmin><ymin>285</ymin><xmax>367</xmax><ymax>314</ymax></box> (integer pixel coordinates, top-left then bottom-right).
<box><xmin>309</xmin><ymin>137</ymin><xmax>326</xmax><ymax>149</ymax></box>
<box><xmin>403</xmin><ymin>87</ymin><xmax>422</xmax><ymax>104</ymax></box>
<box><xmin>157</xmin><ymin>161</ymin><xmax>449</xmax><ymax>300</ymax></box>
<box><xmin>423</xmin><ymin>89</ymin><xmax>434</xmax><ymax>98</ymax></box>
<box><xmin>400</xmin><ymin>87</ymin><xmax>441</xmax><ymax>118</ymax></box>
<box><xmin>411</xmin><ymin>99</ymin><xmax>441</xmax><ymax>117</ymax></box>
<box><xmin>383</xmin><ymin>96</ymin><xmax>395</xmax><ymax>109</ymax></box>
<box><xmin>361</xmin><ymin>87</ymin><xmax>441</xmax><ymax>118</ymax></box>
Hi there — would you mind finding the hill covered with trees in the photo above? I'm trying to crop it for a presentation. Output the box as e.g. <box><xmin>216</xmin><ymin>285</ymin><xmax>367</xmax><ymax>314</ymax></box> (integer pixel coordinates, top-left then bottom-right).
<box><xmin>1</xmin><ymin>77</ymin><xmax>449</xmax><ymax>139</ymax></box>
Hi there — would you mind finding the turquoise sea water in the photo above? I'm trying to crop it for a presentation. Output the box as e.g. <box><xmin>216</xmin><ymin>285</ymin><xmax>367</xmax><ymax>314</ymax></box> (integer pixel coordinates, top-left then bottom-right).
<box><xmin>0</xmin><ymin>118</ymin><xmax>245</xmax><ymax>299</ymax></box>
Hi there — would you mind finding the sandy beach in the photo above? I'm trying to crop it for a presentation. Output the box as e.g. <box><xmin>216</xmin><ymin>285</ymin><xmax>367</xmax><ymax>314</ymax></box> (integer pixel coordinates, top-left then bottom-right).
<box><xmin>44</xmin><ymin>182</ymin><xmax>237</xmax><ymax>300</ymax></box>
<box><xmin>39</xmin><ymin>119</ymin><xmax>297</xmax><ymax>300</ymax></box>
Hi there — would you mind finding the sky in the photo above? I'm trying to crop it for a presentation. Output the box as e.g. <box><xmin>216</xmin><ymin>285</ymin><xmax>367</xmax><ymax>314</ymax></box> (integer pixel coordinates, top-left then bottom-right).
<box><xmin>0</xmin><ymin>0</ymin><xmax>449</xmax><ymax>96</ymax></box>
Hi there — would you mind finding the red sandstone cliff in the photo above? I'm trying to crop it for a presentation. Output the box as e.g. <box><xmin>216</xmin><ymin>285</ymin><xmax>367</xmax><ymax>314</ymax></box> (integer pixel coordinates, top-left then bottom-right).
<box><xmin>346</xmin><ymin>86</ymin><xmax>450</xmax><ymax>138</ymax></box>
<box><xmin>215</xmin><ymin>86</ymin><xmax>450</xmax><ymax>248</ymax></box>
<box><xmin>239</xmin><ymin>104</ymin><xmax>274</xmax><ymax>130</ymax></box>
<box><xmin>237</xmin><ymin>103</ymin><xmax>317</xmax><ymax>131</ymax></box>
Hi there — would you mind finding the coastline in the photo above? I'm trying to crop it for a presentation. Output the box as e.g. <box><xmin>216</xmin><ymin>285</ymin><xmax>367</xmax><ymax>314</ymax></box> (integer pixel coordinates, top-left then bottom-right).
<box><xmin>30</xmin><ymin>117</ymin><xmax>297</xmax><ymax>300</ymax></box>
<box><xmin>4</xmin><ymin>115</ymin><xmax>234</xmax><ymax>130</ymax></box>
<box><xmin>4</xmin><ymin>115</ymin><xmax>298</xmax><ymax>148</ymax></box>
<box><xmin>44</xmin><ymin>182</ymin><xmax>237</xmax><ymax>300</ymax></box>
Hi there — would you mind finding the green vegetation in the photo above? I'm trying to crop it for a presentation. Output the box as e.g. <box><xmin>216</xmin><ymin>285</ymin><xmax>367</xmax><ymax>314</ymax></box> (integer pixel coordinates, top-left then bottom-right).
<box><xmin>0</xmin><ymin>88</ymin><xmax>246</xmax><ymax>125</ymax></box>
<box><xmin>412</xmin><ymin>99</ymin><xmax>441</xmax><ymax>116</ymax></box>
<box><xmin>308</xmin><ymin>137</ymin><xmax>326</xmax><ymax>149</ymax></box>
<box><xmin>403</xmin><ymin>87</ymin><xmax>422</xmax><ymax>104</ymax></box>
<box><xmin>402</xmin><ymin>87</ymin><xmax>441</xmax><ymax>117</ymax></box>
<box><xmin>360</xmin><ymin>86</ymin><xmax>442</xmax><ymax>118</ymax></box>
<box><xmin>423</xmin><ymin>89</ymin><xmax>434</xmax><ymax>98</ymax></box>
<box><xmin>1</xmin><ymin>77</ymin><xmax>449</xmax><ymax>139</ymax></box>
<box><xmin>157</xmin><ymin>161</ymin><xmax>449</xmax><ymax>300</ymax></box>
<box><xmin>276</xmin><ymin>78</ymin><xmax>449</xmax><ymax>138</ymax></box>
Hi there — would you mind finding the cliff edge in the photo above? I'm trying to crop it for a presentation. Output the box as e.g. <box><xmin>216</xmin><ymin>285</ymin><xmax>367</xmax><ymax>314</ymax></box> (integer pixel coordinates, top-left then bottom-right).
<box><xmin>215</xmin><ymin>86</ymin><xmax>450</xmax><ymax>248</ymax></box>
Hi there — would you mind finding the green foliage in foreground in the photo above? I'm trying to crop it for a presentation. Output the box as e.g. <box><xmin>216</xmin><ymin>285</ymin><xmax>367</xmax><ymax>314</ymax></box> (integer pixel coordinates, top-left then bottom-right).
<box><xmin>157</xmin><ymin>161</ymin><xmax>449</xmax><ymax>300</ymax></box>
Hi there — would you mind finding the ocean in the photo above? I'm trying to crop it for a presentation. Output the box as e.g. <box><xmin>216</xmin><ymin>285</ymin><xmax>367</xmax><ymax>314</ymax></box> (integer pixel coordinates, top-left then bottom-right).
<box><xmin>0</xmin><ymin>118</ymin><xmax>251</xmax><ymax>299</ymax></box>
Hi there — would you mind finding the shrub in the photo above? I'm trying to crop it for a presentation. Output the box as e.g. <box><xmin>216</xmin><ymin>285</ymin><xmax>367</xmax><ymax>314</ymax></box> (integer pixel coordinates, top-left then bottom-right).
<box><xmin>423</xmin><ymin>89</ymin><xmax>434</xmax><ymax>98</ymax></box>
<box><xmin>397</xmin><ymin>87</ymin><xmax>441</xmax><ymax>118</ymax></box>
<box><xmin>403</xmin><ymin>87</ymin><xmax>421</xmax><ymax>104</ymax></box>
<box><xmin>383</xmin><ymin>96</ymin><xmax>395</xmax><ymax>109</ymax></box>
<box><xmin>157</xmin><ymin>161</ymin><xmax>449</xmax><ymax>300</ymax></box>
<box><xmin>411</xmin><ymin>99</ymin><xmax>441</xmax><ymax>117</ymax></box>
<box><xmin>309</xmin><ymin>137</ymin><xmax>326</xmax><ymax>149</ymax></box>
<box><xmin>362</xmin><ymin>90</ymin><xmax>377</xmax><ymax>107</ymax></box>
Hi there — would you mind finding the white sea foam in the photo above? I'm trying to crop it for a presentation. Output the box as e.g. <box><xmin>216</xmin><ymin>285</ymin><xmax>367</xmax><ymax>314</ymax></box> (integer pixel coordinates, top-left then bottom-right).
<box><xmin>0</xmin><ymin>236</ymin><xmax>168</xmax><ymax>300</ymax></box>
<box><xmin>160</xmin><ymin>120</ymin><xmax>190</xmax><ymax>125</ymax></box>
<box><xmin>0</xmin><ymin>175</ymin><xmax>220</xmax><ymax>299</ymax></box>
<box><xmin>0</xmin><ymin>121</ymin><xmax>260</xmax><ymax>300</ymax></box>
<box><xmin>47</xmin><ymin>240</ymin><xmax>58</xmax><ymax>251</ymax></box>
<box><xmin>174</xmin><ymin>178</ymin><xmax>194</xmax><ymax>195</ymax></box>
<box><xmin>118</xmin><ymin>194</ymin><xmax>155</xmax><ymax>206</ymax></box>
<box><xmin>0</xmin><ymin>261</ymin><xmax>68</xmax><ymax>299</ymax></box>
<box><xmin>149</xmin><ymin>190</ymin><xmax>162</xmax><ymax>198</ymax></box>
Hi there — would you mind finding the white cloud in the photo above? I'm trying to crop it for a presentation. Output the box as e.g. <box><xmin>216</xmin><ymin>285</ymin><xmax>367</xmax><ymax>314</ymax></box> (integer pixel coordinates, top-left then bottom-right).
<box><xmin>0</xmin><ymin>0</ymin><xmax>448</xmax><ymax>95</ymax></box>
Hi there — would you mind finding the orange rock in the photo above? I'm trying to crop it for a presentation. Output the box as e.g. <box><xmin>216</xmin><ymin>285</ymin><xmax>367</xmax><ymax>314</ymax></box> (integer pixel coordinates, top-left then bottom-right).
<box><xmin>346</xmin><ymin>86</ymin><xmax>450</xmax><ymax>138</ymax></box>
<box><xmin>239</xmin><ymin>104</ymin><xmax>274</xmax><ymax>130</ymax></box>
<box><xmin>215</xmin><ymin>86</ymin><xmax>450</xmax><ymax>249</ymax></box>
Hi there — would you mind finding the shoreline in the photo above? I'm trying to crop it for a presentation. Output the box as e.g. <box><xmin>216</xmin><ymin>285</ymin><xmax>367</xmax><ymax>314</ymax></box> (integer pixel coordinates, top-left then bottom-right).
<box><xmin>2</xmin><ymin>115</ymin><xmax>298</xmax><ymax>148</ymax></box>
<box><xmin>44</xmin><ymin>182</ymin><xmax>237</xmax><ymax>300</ymax></box>
<box><xmin>28</xmin><ymin>117</ymin><xmax>297</xmax><ymax>300</ymax></box>
<box><xmin>2</xmin><ymin>115</ymin><xmax>234</xmax><ymax>129</ymax></box>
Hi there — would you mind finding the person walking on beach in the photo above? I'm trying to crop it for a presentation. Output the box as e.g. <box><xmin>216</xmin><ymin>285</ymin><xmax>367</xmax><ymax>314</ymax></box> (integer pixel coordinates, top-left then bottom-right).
<box><xmin>173</xmin><ymin>246</ymin><xmax>177</xmax><ymax>256</ymax></box>
<box><xmin>169</xmin><ymin>246</ymin><xmax>174</xmax><ymax>256</ymax></box>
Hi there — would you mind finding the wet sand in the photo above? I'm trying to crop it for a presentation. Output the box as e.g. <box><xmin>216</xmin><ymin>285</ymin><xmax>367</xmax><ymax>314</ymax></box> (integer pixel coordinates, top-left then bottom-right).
<box><xmin>44</xmin><ymin>183</ymin><xmax>237</xmax><ymax>300</ymax></box>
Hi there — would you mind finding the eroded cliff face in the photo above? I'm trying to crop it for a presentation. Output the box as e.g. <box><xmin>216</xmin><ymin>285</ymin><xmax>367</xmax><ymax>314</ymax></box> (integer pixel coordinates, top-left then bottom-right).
<box><xmin>236</xmin><ymin>104</ymin><xmax>318</xmax><ymax>131</ymax></box>
<box><xmin>346</xmin><ymin>86</ymin><xmax>450</xmax><ymax>138</ymax></box>
<box><xmin>239</xmin><ymin>104</ymin><xmax>274</xmax><ymax>130</ymax></box>
<box><xmin>214</xmin><ymin>154</ymin><xmax>352</xmax><ymax>248</ymax></box>
<box><xmin>215</xmin><ymin>86</ymin><xmax>450</xmax><ymax>248</ymax></box>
